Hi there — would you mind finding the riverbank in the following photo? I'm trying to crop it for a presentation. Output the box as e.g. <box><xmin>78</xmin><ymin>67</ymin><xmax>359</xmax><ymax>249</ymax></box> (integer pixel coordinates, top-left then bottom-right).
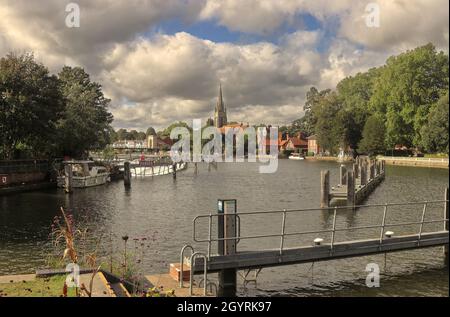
<box><xmin>379</xmin><ymin>156</ymin><xmax>449</xmax><ymax>169</ymax></box>
<box><xmin>0</xmin><ymin>182</ymin><xmax>56</xmax><ymax>196</ymax></box>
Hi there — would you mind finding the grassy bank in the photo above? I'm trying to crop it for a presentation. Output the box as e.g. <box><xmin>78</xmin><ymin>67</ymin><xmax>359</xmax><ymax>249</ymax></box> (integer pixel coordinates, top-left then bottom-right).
<box><xmin>0</xmin><ymin>275</ymin><xmax>76</xmax><ymax>297</ymax></box>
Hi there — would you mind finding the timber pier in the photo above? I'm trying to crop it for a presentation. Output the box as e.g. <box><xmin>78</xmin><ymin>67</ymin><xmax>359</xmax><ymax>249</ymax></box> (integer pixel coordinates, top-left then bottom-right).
<box><xmin>321</xmin><ymin>157</ymin><xmax>385</xmax><ymax>207</ymax></box>
<box><xmin>147</xmin><ymin>189</ymin><xmax>449</xmax><ymax>297</ymax></box>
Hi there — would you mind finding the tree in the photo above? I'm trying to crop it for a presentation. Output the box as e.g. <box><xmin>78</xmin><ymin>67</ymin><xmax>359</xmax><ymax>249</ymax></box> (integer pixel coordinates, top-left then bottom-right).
<box><xmin>358</xmin><ymin>115</ymin><xmax>386</xmax><ymax>155</ymax></box>
<box><xmin>301</xmin><ymin>87</ymin><xmax>332</xmax><ymax>136</ymax></box>
<box><xmin>337</xmin><ymin>69</ymin><xmax>379</xmax><ymax>150</ymax></box>
<box><xmin>116</xmin><ymin>129</ymin><xmax>128</xmax><ymax>140</ymax></box>
<box><xmin>370</xmin><ymin>43</ymin><xmax>449</xmax><ymax>148</ymax></box>
<box><xmin>56</xmin><ymin>66</ymin><xmax>113</xmax><ymax>158</ymax></box>
<box><xmin>420</xmin><ymin>93</ymin><xmax>449</xmax><ymax>154</ymax></box>
<box><xmin>0</xmin><ymin>53</ymin><xmax>63</xmax><ymax>159</ymax></box>
<box><xmin>313</xmin><ymin>92</ymin><xmax>342</xmax><ymax>154</ymax></box>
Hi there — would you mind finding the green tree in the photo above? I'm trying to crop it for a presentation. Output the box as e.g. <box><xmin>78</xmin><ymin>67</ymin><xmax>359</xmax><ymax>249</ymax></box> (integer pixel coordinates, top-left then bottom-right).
<box><xmin>358</xmin><ymin>115</ymin><xmax>386</xmax><ymax>155</ymax></box>
<box><xmin>301</xmin><ymin>87</ymin><xmax>332</xmax><ymax>136</ymax></box>
<box><xmin>116</xmin><ymin>129</ymin><xmax>128</xmax><ymax>140</ymax></box>
<box><xmin>313</xmin><ymin>92</ymin><xmax>342</xmax><ymax>154</ymax></box>
<box><xmin>370</xmin><ymin>43</ymin><xmax>449</xmax><ymax>148</ymax></box>
<box><xmin>56</xmin><ymin>66</ymin><xmax>113</xmax><ymax>158</ymax></box>
<box><xmin>420</xmin><ymin>93</ymin><xmax>449</xmax><ymax>154</ymax></box>
<box><xmin>0</xmin><ymin>53</ymin><xmax>63</xmax><ymax>159</ymax></box>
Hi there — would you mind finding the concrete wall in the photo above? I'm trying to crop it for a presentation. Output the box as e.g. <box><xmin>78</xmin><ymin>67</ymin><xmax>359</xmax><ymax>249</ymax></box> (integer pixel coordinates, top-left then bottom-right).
<box><xmin>380</xmin><ymin>157</ymin><xmax>449</xmax><ymax>169</ymax></box>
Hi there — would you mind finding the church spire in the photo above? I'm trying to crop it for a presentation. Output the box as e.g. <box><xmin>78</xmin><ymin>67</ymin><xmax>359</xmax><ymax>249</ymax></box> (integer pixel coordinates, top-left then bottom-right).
<box><xmin>214</xmin><ymin>83</ymin><xmax>227</xmax><ymax>128</ymax></box>
<box><xmin>217</xmin><ymin>83</ymin><xmax>224</xmax><ymax>112</ymax></box>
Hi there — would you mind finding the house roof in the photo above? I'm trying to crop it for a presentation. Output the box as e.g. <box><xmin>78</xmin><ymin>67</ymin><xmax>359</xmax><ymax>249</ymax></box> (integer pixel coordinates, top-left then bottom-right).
<box><xmin>307</xmin><ymin>135</ymin><xmax>317</xmax><ymax>140</ymax></box>
<box><xmin>288</xmin><ymin>137</ymin><xmax>307</xmax><ymax>146</ymax></box>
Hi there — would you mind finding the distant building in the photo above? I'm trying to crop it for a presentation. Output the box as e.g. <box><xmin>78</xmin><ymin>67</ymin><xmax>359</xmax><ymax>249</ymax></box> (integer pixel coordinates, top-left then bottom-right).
<box><xmin>307</xmin><ymin>135</ymin><xmax>321</xmax><ymax>155</ymax></box>
<box><xmin>112</xmin><ymin>140</ymin><xmax>146</xmax><ymax>149</ymax></box>
<box><xmin>279</xmin><ymin>133</ymin><xmax>308</xmax><ymax>153</ymax></box>
<box><xmin>147</xmin><ymin>134</ymin><xmax>173</xmax><ymax>150</ymax></box>
<box><xmin>214</xmin><ymin>84</ymin><xmax>228</xmax><ymax>128</ymax></box>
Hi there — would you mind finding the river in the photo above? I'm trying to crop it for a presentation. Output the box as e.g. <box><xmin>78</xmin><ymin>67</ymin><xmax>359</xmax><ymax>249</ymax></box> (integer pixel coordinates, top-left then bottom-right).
<box><xmin>0</xmin><ymin>160</ymin><xmax>448</xmax><ymax>296</ymax></box>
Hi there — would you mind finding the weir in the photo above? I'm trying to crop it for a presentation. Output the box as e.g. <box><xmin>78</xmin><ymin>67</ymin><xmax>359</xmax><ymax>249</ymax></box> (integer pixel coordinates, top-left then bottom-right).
<box><xmin>147</xmin><ymin>190</ymin><xmax>449</xmax><ymax>297</ymax></box>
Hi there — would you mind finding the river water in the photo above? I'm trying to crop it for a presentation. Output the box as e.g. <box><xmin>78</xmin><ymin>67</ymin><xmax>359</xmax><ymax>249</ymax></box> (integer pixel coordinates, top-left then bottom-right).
<box><xmin>0</xmin><ymin>160</ymin><xmax>448</xmax><ymax>296</ymax></box>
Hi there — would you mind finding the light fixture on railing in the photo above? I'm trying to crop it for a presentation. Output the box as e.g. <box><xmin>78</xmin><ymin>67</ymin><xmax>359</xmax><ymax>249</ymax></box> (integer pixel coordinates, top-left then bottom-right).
<box><xmin>314</xmin><ymin>238</ymin><xmax>324</xmax><ymax>246</ymax></box>
<box><xmin>385</xmin><ymin>231</ymin><xmax>394</xmax><ymax>238</ymax></box>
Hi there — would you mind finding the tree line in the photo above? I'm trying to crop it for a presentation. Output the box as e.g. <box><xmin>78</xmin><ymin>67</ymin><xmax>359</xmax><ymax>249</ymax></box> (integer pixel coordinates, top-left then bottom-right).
<box><xmin>282</xmin><ymin>43</ymin><xmax>449</xmax><ymax>156</ymax></box>
<box><xmin>0</xmin><ymin>53</ymin><xmax>113</xmax><ymax>160</ymax></box>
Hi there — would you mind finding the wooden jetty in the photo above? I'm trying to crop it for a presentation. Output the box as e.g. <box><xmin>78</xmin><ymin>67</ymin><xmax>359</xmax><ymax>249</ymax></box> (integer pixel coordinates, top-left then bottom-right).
<box><xmin>321</xmin><ymin>157</ymin><xmax>385</xmax><ymax>207</ymax></box>
<box><xmin>151</xmin><ymin>192</ymin><xmax>448</xmax><ymax>297</ymax></box>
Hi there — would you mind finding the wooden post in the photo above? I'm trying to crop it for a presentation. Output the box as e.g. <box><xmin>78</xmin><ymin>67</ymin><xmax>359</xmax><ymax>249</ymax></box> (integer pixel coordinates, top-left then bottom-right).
<box><xmin>347</xmin><ymin>170</ymin><xmax>355</xmax><ymax>206</ymax></box>
<box><xmin>444</xmin><ymin>188</ymin><xmax>449</xmax><ymax>266</ymax></box>
<box><xmin>64</xmin><ymin>164</ymin><xmax>73</xmax><ymax>194</ymax></box>
<box><xmin>321</xmin><ymin>170</ymin><xmax>330</xmax><ymax>208</ymax></box>
<box><xmin>367</xmin><ymin>160</ymin><xmax>373</xmax><ymax>181</ymax></box>
<box><xmin>353</xmin><ymin>163</ymin><xmax>359</xmax><ymax>179</ymax></box>
<box><xmin>124</xmin><ymin>161</ymin><xmax>131</xmax><ymax>188</ymax></box>
<box><xmin>339</xmin><ymin>165</ymin><xmax>347</xmax><ymax>186</ymax></box>
<box><xmin>218</xmin><ymin>200</ymin><xmax>237</xmax><ymax>297</ymax></box>
<box><xmin>360</xmin><ymin>161</ymin><xmax>367</xmax><ymax>186</ymax></box>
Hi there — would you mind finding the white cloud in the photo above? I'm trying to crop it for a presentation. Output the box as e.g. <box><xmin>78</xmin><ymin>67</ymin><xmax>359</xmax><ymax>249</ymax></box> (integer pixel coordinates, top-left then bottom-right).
<box><xmin>0</xmin><ymin>0</ymin><xmax>448</xmax><ymax>130</ymax></box>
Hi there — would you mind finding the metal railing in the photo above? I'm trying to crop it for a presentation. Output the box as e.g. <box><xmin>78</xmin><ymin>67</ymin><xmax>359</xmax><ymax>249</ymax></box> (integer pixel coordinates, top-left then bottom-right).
<box><xmin>193</xmin><ymin>200</ymin><xmax>449</xmax><ymax>258</ymax></box>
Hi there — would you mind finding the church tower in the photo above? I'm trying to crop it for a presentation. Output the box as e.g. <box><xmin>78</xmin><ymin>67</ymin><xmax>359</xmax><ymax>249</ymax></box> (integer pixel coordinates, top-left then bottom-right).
<box><xmin>214</xmin><ymin>84</ymin><xmax>227</xmax><ymax>128</ymax></box>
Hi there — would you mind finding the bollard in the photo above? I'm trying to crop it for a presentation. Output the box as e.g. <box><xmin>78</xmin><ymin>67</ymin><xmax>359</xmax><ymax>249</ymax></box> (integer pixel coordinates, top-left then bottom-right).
<box><xmin>64</xmin><ymin>164</ymin><xmax>73</xmax><ymax>194</ymax></box>
<box><xmin>124</xmin><ymin>161</ymin><xmax>131</xmax><ymax>188</ymax></box>
<box><xmin>172</xmin><ymin>163</ymin><xmax>177</xmax><ymax>179</ymax></box>
<box><xmin>321</xmin><ymin>170</ymin><xmax>330</xmax><ymax>208</ymax></box>
<box><xmin>347</xmin><ymin>170</ymin><xmax>355</xmax><ymax>206</ymax></box>
<box><xmin>339</xmin><ymin>165</ymin><xmax>347</xmax><ymax>186</ymax></box>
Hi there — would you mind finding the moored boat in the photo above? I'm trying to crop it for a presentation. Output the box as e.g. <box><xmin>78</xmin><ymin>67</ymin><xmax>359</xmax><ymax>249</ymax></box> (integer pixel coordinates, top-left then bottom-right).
<box><xmin>57</xmin><ymin>161</ymin><xmax>110</xmax><ymax>188</ymax></box>
<box><xmin>288</xmin><ymin>153</ymin><xmax>305</xmax><ymax>160</ymax></box>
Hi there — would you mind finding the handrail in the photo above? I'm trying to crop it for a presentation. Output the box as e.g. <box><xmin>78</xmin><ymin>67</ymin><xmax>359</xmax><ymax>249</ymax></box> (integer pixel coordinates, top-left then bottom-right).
<box><xmin>179</xmin><ymin>245</ymin><xmax>194</xmax><ymax>288</ymax></box>
<box><xmin>189</xmin><ymin>252</ymin><xmax>208</xmax><ymax>296</ymax></box>
<box><xmin>192</xmin><ymin>199</ymin><xmax>449</xmax><ymax>256</ymax></box>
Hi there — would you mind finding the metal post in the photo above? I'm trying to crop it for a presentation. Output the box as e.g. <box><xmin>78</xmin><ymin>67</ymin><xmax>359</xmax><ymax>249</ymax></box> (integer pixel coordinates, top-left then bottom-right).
<box><xmin>207</xmin><ymin>214</ymin><xmax>212</xmax><ymax>259</ymax></box>
<box><xmin>330</xmin><ymin>207</ymin><xmax>337</xmax><ymax>253</ymax></box>
<box><xmin>379</xmin><ymin>204</ymin><xmax>388</xmax><ymax>248</ymax></box>
<box><xmin>280</xmin><ymin>210</ymin><xmax>287</xmax><ymax>255</ymax></box>
<box><xmin>321</xmin><ymin>170</ymin><xmax>330</xmax><ymax>208</ymax></box>
<box><xmin>218</xmin><ymin>200</ymin><xmax>237</xmax><ymax>297</ymax></box>
<box><xmin>418</xmin><ymin>202</ymin><xmax>427</xmax><ymax>245</ymax></box>
<box><xmin>339</xmin><ymin>165</ymin><xmax>347</xmax><ymax>186</ymax></box>
<box><xmin>180</xmin><ymin>245</ymin><xmax>194</xmax><ymax>288</ymax></box>
<box><xmin>444</xmin><ymin>188</ymin><xmax>449</xmax><ymax>266</ymax></box>
<box><xmin>172</xmin><ymin>163</ymin><xmax>177</xmax><ymax>179</ymax></box>
<box><xmin>189</xmin><ymin>253</ymin><xmax>207</xmax><ymax>296</ymax></box>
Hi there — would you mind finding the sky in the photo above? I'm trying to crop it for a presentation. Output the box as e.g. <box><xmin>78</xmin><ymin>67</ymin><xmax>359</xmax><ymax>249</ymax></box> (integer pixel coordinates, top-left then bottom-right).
<box><xmin>0</xmin><ymin>0</ymin><xmax>448</xmax><ymax>131</ymax></box>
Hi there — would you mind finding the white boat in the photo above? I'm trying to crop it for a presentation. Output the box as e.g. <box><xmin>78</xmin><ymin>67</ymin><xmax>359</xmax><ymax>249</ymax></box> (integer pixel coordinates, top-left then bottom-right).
<box><xmin>288</xmin><ymin>153</ymin><xmax>305</xmax><ymax>160</ymax></box>
<box><xmin>57</xmin><ymin>161</ymin><xmax>110</xmax><ymax>188</ymax></box>
<box><xmin>129</xmin><ymin>162</ymin><xmax>187</xmax><ymax>177</ymax></box>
